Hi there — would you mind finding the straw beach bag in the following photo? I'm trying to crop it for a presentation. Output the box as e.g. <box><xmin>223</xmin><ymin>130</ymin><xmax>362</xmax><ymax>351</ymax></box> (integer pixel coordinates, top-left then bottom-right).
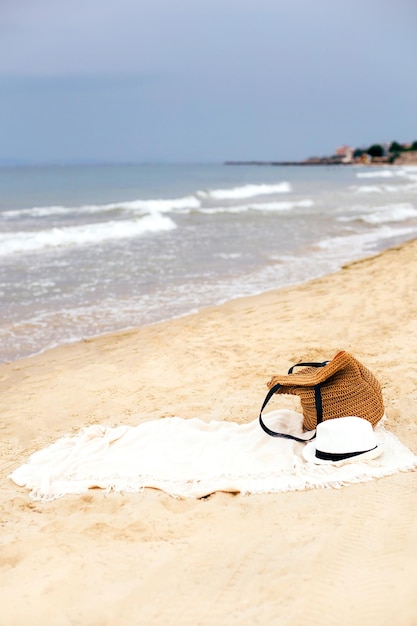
<box><xmin>259</xmin><ymin>351</ymin><xmax>385</xmax><ymax>442</ymax></box>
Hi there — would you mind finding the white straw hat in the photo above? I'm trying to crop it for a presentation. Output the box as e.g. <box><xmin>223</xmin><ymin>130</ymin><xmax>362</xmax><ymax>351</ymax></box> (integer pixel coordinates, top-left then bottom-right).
<box><xmin>302</xmin><ymin>415</ymin><xmax>384</xmax><ymax>465</ymax></box>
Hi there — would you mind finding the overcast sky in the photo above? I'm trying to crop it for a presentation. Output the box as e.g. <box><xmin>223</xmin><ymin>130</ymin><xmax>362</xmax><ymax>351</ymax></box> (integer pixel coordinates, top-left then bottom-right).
<box><xmin>1</xmin><ymin>0</ymin><xmax>416</xmax><ymax>163</ymax></box>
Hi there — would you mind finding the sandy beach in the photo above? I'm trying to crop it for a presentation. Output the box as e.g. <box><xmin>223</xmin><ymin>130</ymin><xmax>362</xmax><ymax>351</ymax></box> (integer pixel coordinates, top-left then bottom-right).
<box><xmin>1</xmin><ymin>238</ymin><xmax>417</xmax><ymax>626</ymax></box>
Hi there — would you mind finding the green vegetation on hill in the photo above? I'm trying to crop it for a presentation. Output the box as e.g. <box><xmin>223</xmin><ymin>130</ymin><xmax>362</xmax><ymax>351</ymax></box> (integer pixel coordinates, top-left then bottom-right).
<box><xmin>351</xmin><ymin>140</ymin><xmax>417</xmax><ymax>164</ymax></box>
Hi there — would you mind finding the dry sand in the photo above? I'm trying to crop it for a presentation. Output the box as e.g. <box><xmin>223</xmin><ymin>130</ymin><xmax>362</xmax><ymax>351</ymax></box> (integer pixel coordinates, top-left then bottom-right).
<box><xmin>1</xmin><ymin>239</ymin><xmax>417</xmax><ymax>626</ymax></box>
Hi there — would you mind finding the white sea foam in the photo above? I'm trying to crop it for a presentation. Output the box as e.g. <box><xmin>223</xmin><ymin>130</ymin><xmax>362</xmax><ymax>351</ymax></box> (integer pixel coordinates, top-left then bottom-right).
<box><xmin>197</xmin><ymin>182</ymin><xmax>291</xmax><ymax>200</ymax></box>
<box><xmin>318</xmin><ymin>225</ymin><xmax>415</xmax><ymax>253</ymax></box>
<box><xmin>353</xmin><ymin>184</ymin><xmax>406</xmax><ymax>194</ymax></box>
<box><xmin>402</xmin><ymin>166</ymin><xmax>417</xmax><ymax>179</ymax></box>
<box><xmin>354</xmin><ymin>185</ymin><xmax>385</xmax><ymax>193</ymax></box>
<box><xmin>356</xmin><ymin>168</ymin><xmax>414</xmax><ymax>179</ymax></box>
<box><xmin>356</xmin><ymin>170</ymin><xmax>395</xmax><ymax>179</ymax></box>
<box><xmin>249</xmin><ymin>198</ymin><xmax>313</xmax><ymax>211</ymax></box>
<box><xmin>353</xmin><ymin>181</ymin><xmax>417</xmax><ymax>194</ymax></box>
<box><xmin>198</xmin><ymin>198</ymin><xmax>313</xmax><ymax>214</ymax></box>
<box><xmin>2</xmin><ymin>195</ymin><xmax>200</xmax><ymax>219</ymax></box>
<box><xmin>117</xmin><ymin>196</ymin><xmax>201</xmax><ymax>212</ymax></box>
<box><xmin>0</xmin><ymin>213</ymin><xmax>176</xmax><ymax>256</ymax></box>
<box><xmin>214</xmin><ymin>252</ymin><xmax>243</xmax><ymax>260</ymax></box>
<box><xmin>339</xmin><ymin>203</ymin><xmax>417</xmax><ymax>225</ymax></box>
<box><xmin>3</xmin><ymin>205</ymin><xmax>83</xmax><ymax>218</ymax></box>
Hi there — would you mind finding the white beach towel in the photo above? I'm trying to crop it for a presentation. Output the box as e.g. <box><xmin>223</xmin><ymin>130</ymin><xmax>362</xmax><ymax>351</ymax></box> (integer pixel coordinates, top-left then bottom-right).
<box><xmin>10</xmin><ymin>410</ymin><xmax>417</xmax><ymax>501</ymax></box>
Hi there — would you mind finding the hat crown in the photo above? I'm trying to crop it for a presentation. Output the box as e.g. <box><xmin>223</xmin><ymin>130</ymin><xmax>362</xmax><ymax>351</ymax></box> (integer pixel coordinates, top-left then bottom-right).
<box><xmin>316</xmin><ymin>416</ymin><xmax>376</xmax><ymax>455</ymax></box>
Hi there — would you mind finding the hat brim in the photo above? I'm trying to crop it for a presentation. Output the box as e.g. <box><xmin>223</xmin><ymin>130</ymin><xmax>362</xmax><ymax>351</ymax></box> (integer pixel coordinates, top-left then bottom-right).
<box><xmin>302</xmin><ymin>441</ymin><xmax>385</xmax><ymax>465</ymax></box>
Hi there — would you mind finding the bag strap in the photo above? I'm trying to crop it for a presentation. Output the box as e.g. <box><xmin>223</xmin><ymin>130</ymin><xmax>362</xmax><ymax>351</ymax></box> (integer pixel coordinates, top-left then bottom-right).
<box><xmin>259</xmin><ymin>361</ymin><xmax>328</xmax><ymax>441</ymax></box>
<box><xmin>287</xmin><ymin>360</ymin><xmax>330</xmax><ymax>374</ymax></box>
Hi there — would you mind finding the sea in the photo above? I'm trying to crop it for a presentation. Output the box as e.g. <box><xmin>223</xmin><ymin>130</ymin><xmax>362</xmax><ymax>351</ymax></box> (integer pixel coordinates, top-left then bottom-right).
<box><xmin>1</xmin><ymin>162</ymin><xmax>417</xmax><ymax>364</ymax></box>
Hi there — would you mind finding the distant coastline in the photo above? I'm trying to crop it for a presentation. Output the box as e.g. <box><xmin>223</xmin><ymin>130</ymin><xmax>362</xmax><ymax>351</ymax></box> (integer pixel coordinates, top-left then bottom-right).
<box><xmin>224</xmin><ymin>159</ymin><xmax>349</xmax><ymax>166</ymax></box>
<box><xmin>226</xmin><ymin>140</ymin><xmax>417</xmax><ymax>167</ymax></box>
<box><xmin>225</xmin><ymin>154</ymin><xmax>417</xmax><ymax>166</ymax></box>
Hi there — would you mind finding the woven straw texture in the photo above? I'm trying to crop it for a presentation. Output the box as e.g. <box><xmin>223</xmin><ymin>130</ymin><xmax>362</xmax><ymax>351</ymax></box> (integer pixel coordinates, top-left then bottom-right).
<box><xmin>267</xmin><ymin>351</ymin><xmax>385</xmax><ymax>430</ymax></box>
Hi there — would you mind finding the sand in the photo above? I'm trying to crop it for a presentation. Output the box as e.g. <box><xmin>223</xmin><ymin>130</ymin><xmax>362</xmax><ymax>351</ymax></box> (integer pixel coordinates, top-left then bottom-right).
<box><xmin>1</xmin><ymin>239</ymin><xmax>417</xmax><ymax>626</ymax></box>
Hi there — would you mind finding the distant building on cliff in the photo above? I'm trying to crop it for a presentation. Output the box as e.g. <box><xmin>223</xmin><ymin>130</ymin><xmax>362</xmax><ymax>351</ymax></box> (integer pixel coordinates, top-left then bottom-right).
<box><xmin>334</xmin><ymin>145</ymin><xmax>354</xmax><ymax>163</ymax></box>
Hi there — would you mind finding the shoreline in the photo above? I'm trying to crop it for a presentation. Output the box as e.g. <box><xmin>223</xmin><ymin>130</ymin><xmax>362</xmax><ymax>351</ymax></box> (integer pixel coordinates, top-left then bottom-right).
<box><xmin>3</xmin><ymin>233</ymin><xmax>415</xmax><ymax>367</ymax></box>
<box><xmin>1</xmin><ymin>238</ymin><xmax>417</xmax><ymax>625</ymax></box>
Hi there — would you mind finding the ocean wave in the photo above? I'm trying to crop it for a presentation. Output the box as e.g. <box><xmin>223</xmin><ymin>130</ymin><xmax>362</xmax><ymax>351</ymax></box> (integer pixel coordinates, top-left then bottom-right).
<box><xmin>0</xmin><ymin>213</ymin><xmax>176</xmax><ymax>256</ymax></box>
<box><xmin>353</xmin><ymin>179</ymin><xmax>417</xmax><ymax>193</ymax></box>
<box><xmin>353</xmin><ymin>184</ymin><xmax>412</xmax><ymax>194</ymax></box>
<box><xmin>198</xmin><ymin>198</ymin><xmax>313</xmax><ymax>214</ymax></box>
<box><xmin>197</xmin><ymin>182</ymin><xmax>291</xmax><ymax>200</ymax></box>
<box><xmin>117</xmin><ymin>195</ymin><xmax>201</xmax><ymax>212</ymax></box>
<box><xmin>3</xmin><ymin>205</ymin><xmax>86</xmax><ymax>218</ymax></box>
<box><xmin>318</xmin><ymin>225</ymin><xmax>415</xmax><ymax>253</ymax></box>
<box><xmin>250</xmin><ymin>198</ymin><xmax>313</xmax><ymax>211</ymax></box>
<box><xmin>339</xmin><ymin>203</ymin><xmax>417</xmax><ymax>225</ymax></box>
<box><xmin>356</xmin><ymin>169</ymin><xmax>398</xmax><ymax>179</ymax></box>
<box><xmin>2</xmin><ymin>195</ymin><xmax>201</xmax><ymax>219</ymax></box>
<box><xmin>355</xmin><ymin>168</ymin><xmax>417</xmax><ymax>180</ymax></box>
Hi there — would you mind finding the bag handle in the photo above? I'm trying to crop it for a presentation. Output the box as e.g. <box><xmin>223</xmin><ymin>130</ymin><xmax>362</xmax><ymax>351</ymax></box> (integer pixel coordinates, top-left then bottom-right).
<box><xmin>259</xmin><ymin>361</ymin><xmax>328</xmax><ymax>441</ymax></box>
<box><xmin>287</xmin><ymin>360</ymin><xmax>329</xmax><ymax>374</ymax></box>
